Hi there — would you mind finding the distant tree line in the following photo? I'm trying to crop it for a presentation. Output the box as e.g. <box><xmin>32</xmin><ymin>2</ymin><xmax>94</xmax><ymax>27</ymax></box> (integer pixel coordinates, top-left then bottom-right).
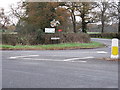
<box><xmin>1</xmin><ymin>1</ymin><xmax>119</xmax><ymax>34</ymax></box>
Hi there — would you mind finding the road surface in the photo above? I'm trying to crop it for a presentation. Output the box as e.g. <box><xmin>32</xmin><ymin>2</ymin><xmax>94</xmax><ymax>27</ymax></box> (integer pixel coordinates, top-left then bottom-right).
<box><xmin>2</xmin><ymin>38</ymin><xmax>119</xmax><ymax>88</ymax></box>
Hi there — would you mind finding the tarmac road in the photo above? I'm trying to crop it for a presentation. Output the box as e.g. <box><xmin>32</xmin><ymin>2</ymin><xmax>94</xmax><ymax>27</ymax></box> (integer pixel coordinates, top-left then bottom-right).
<box><xmin>2</xmin><ymin>38</ymin><xmax>119</xmax><ymax>88</ymax></box>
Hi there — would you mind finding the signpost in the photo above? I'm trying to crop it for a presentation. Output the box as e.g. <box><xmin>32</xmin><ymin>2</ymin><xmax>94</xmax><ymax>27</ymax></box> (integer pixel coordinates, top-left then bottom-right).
<box><xmin>45</xmin><ymin>19</ymin><xmax>60</xmax><ymax>33</ymax></box>
<box><xmin>45</xmin><ymin>19</ymin><xmax>61</xmax><ymax>44</ymax></box>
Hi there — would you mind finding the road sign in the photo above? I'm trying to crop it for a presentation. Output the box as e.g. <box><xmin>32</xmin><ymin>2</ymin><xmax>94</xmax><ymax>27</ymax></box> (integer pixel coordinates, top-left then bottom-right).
<box><xmin>45</xmin><ymin>28</ymin><xmax>55</xmax><ymax>33</ymax></box>
<box><xmin>58</xmin><ymin>29</ymin><xmax>62</xmax><ymax>32</ymax></box>
<box><xmin>50</xmin><ymin>19</ymin><xmax>60</xmax><ymax>27</ymax></box>
<box><xmin>51</xmin><ymin>37</ymin><xmax>60</xmax><ymax>40</ymax></box>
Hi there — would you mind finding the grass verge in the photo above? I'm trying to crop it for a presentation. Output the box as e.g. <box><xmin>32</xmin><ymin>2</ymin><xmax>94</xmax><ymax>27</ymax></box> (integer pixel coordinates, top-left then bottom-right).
<box><xmin>0</xmin><ymin>41</ymin><xmax>105</xmax><ymax>50</ymax></box>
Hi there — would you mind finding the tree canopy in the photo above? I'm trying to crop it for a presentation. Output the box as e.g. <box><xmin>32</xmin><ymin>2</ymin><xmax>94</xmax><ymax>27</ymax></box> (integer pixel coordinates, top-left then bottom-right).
<box><xmin>10</xmin><ymin>1</ymin><xmax>119</xmax><ymax>34</ymax></box>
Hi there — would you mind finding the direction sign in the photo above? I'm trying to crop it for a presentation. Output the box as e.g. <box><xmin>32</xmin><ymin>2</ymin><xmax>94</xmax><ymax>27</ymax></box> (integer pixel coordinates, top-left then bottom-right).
<box><xmin>45</xmin><ymin>28</ymin><xmax>55</xmax><ymax>33</ymax></box>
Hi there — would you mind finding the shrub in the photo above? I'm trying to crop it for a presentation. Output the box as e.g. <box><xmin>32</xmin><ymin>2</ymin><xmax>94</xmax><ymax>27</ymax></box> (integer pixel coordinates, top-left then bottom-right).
<box><xmin>41</xmin><ymin>33</ymin><xmax>90</xmax><ymax>44</ymax></box>
<box><xmin>2</xmin><ymin>34</ymin><xmax>17</xmax><ymax>46</ymax></box>
<box><xmin>2</xmin><ymin>33</ymin><xmax>90</xmax><ymax>45</ymax></box>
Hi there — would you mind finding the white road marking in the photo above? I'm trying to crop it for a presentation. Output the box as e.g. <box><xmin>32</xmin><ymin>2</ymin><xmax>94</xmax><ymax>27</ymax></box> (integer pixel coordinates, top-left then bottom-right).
<box><xmin>9</xmin><ymin>54</ymin><xmax>95</xmax><ymax>63</ymax></box>
<box><xmin>16</xmin><ymin>56</ymin><xmax>90</xmax><ymax>63</ymax></box>
<box><xmin>63</xmin><ymin>58</ymin><xmax>83</xmax><ymax>61</ymax></box>
<box><xmin>97</xmin><ymin>51</ymin><xmax>108</xmax><ymax>54</ymax></box>
<box><xmin>63</xmin><ymin>57</ymin><xmax>94</xmax><ymax>61</ymax></box>
<box><xmin>9</xmin><ymin>50</ymin><xmax>108</xmax><ymax>59</ymax></box>
<box><xmin>23</xmin><ymin>58</ymin><xmax>87</xmax><ymax>63</ymax></box>
<box><xmin>71</xmin><ymin>61</ymin><xmax>87</xmax><ymax>63</ymax></box>
<box><xmin>9</xmin><ymin>55</ymin><xmax>39</xmax><ymax>59</ymax></box>
<box><xmin>9</xmin><ymin>57</ymin><xmax>17</xmax><ymax>59</ymax></box>
<box><xmin>23</xmin><ymin>58</ymin><xmax>64</xmax><ymax>62</ymax></box>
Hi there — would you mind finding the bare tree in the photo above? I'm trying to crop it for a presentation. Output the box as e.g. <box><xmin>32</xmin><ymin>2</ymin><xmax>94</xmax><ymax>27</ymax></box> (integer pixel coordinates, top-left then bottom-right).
<box><xmin>0</xmin><ymin>8</ymin><xmax>10</xmax><ymax>30</ymax></box>
<box><xmin>104</xmin><ymin>1</ymin><xmax>120</xmax><ymax>33</ymax></box>
<box><xmin>76</xmin><ymin>2</ymin><xmax>97</xmax><ymax>33</ymax></box>
<box><xmin>65</xmin><ymin>2</ymin><xmax>77</xmax><ymax>33</ymax></box>
<box><xmin>96</xmin><ymin>2</ymin><xmax>110</xmax><ymax>33</ymax></box>
<box><xmin>10</xmin><ymin>1</ymin><xmax>27</xmax><ymax>20</ymax></box>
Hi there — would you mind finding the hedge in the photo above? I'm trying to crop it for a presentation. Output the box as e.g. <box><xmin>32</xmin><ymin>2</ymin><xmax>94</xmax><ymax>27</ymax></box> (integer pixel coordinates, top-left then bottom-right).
<box><xmin>2</xmin><ymin>33</ymin><xmax>90</xmax><ymax>45</ymax></box>
<box><xmin>89</xmin><ymin>33</ymin><xmax>120</xmax><ymax>39</ymax></box>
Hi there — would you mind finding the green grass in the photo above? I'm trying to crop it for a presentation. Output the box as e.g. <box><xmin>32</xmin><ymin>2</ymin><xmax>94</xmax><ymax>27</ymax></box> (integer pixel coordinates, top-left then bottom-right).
<box><xmin>0</xmin><ymin>41</ymin><xmax>105</xmax><ymax>50</ymax></box>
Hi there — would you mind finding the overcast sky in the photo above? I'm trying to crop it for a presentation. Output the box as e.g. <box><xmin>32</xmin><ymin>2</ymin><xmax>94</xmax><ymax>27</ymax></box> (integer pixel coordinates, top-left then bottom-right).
<box><xmin>0</xmin><ymin>0</ymin><xmax>119</xmax><ymax>12</ymax></box>
<box><xmin>0</xmin><ymin>0</ymin><xmax>119</xmax><ymax>24</ymax></box>
<box><xmin>0</xmin><ymin>0</ymin><xmax>21</xmax><ymax>12</ymax></box>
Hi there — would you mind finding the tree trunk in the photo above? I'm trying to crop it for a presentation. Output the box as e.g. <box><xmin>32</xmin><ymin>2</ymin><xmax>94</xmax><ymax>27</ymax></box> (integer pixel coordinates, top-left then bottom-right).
<box><xmin>101</xmin><ymin>13</ymin><xmax>104</xmax><ymax>33</ymax></box>
<box><xmin>118</xmin><ymin>2</ymin><xmax>120</xmax><ymax>33</ymax></box>
<box><xmin>81</xmin><ymin>15</ymin><xmax>87</xmax><ymax>33</ymax></box>
<box><xmin>71</xmin><ymin>9</ymin><xmax>77</xmax><ymax>33</ymax></box>
<box><xmin>101</xmin><ymin>20</ymin><xmax>104</xmax><ymax>33</ymax></box>
<box><xmin>73</xmin><ymin>14</ymin><xmax>77</xmax><ymax>33</ymax></box>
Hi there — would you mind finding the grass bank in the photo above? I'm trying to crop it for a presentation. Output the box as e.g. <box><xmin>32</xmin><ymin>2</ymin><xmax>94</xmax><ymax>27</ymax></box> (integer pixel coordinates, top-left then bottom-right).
<box><xmin>0</xmin><ymin>41</ymin><xmax>105</xmax><ymax>50</ymax></box>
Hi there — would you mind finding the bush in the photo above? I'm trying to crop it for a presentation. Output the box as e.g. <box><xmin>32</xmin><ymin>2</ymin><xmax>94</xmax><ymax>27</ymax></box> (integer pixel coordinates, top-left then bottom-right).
<box><xmin>42</xmin><ymin>33</ymin><xmax>90</xmax><ymax>44</ymax></box>
<box><xmin>2</xmin><ymin>34</ymin><xmax>18</xmax><ymax>46</ymax></box>
<box><xmin>2</xmin><ymin>33</ymin><xmax>90</xmax><ymax>45</ymax></box>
